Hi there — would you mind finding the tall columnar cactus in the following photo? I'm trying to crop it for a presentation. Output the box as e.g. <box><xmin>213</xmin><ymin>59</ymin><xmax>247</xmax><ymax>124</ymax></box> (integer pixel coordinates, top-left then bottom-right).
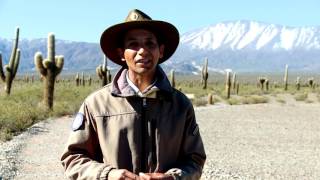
<box><xmin>81</xmin><ymin>72</ymin><xmax>85</xmax><ymax>86</ymax></box>
<box><xmin>284</xmin><ymin>64</ymin><xmax>288</xmax><ymax>91</ymax></box>
<box><xmin>88</xmin><ymin>75</ymin><xmax>92</xmax><ymax>86</ymax></box>
<box><xmin>201</xmin><ymin>58</ymin><xmax>208</xmax><ymax>89</ymax></box>
<box><xmin>308</xmin><ymin>77</ymin><xmax>314</xmax><ymax>89</ymax></box>
<box><xmin>207</xmin><ymin>93</ymin><xmax>213</xmax><ymax>105</ymax></box>
<box><xmin>296</xmin><ymin>77</ymin><xmax>300</xmax><ymax>91</ymax></box>
<box><xmin>225</xmin><ymin>71</ymin><xmax>231</xmax><ymax>99</ymax></box>
<box><xmin>96</xmin><ymin>56</ymin><xmax>110</xmax><ymax>86</ymax></box>
<box><xmin>236</xmin><ymin>82</ymin><xmax>240</xmax><ymax>95</ymax></box>
<box><xmin>0</xmin><ymin>27</ymin><xmax>21</xmax><ymax>95</ymax></box>
<box><xmin>259</xmin><ymin>77</ymin><xmax>266</xmax><ymax>91</ymax></box>
<box><xmin>34</xmin><ymin>33</ymin><xmax>64</xmax><ymax>110</ymax></box>
<box><xmin>265</xmin><ymin>79</ymin><xmax>269</xmax><ymax>91</ymax></box>
<box><xmin>169</xmin><ymin>69</ymin><xmax>175</xmax><ymax>88</ymax></box>
<box><xmin>232</xmin><ymin>72</ymin><xmax>237</xmax><ymax>92</ymax></box>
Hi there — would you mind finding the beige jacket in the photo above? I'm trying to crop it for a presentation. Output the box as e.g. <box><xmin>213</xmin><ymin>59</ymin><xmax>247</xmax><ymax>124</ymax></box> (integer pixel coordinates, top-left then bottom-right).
<box><xmin>61</xmin><ymin>67</ymin><xmax>206</xmax><ymax>179</ymax></box>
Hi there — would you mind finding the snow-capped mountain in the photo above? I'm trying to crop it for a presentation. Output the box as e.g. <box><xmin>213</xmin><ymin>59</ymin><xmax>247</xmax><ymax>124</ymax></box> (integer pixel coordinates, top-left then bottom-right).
<box><xmin>167</xmin><ymin>20</ymin><xmax>320</xmax><ymax>73</ymax></box>
<box><xmin>180</xmin><ymin>20</ymin><xmax>320</xmax><ymax>51</ymax></box>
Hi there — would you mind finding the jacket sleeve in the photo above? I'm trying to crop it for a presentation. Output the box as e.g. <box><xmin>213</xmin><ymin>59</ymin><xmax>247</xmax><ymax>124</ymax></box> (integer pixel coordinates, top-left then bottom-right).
<box><xmin>165</xmin><ymin>104</ymin><xmax>206</xmax><ymax>180</ymax></box>
<box><xmin>60</xmin><ymin>103</ymin><xmax>114</xmax><ymax>180</ymax></box>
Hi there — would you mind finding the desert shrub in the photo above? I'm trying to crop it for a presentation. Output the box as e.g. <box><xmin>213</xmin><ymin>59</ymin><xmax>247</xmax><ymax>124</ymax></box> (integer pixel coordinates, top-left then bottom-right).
<box><xmin>294</xmin><ymin>92</ymin><xmax>308</xmax><ymax>101</ymax></box>
<box><xmin>227</xmin><ymin>97</ymin><xmax>241</xmax><ymax>105</ymax></box>
<box><xmin>242</xmin><ymin>95</ymin><xmax>269</xmax><ymax>104</ymax></box>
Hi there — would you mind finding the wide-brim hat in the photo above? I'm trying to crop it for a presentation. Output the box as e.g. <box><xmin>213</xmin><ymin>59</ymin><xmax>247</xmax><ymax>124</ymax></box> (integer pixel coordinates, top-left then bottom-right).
<box><xmin>100</xmin><ymin>9</ymin><xmax>180</xmax><ymax>66</ymax></box>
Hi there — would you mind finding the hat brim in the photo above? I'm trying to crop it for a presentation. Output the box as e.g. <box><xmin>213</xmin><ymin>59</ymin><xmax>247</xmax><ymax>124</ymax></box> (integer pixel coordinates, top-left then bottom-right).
<box><xmin>100</xmin><ymin>20</ymin><xmax>179</xmax><ymax>66</ymax></box>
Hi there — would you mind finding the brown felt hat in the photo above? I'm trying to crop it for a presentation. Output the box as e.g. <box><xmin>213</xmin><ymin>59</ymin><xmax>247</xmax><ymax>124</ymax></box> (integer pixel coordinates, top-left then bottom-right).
<box><xmin>100</xmin><ymin>9</ymin><xmax>180</xmax><ymax>66</ymax></box>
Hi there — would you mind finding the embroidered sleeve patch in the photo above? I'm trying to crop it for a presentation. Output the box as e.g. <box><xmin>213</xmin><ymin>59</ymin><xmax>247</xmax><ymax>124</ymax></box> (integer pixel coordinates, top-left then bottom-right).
<box><xmin>192</xmin><ymin>124</ymin><xmax>199</xmax><ymax>136</ymax></box>
<box><xmin>72</xmin><ymin>113</ymin><xmax>84</xmax><ymax>131</ymax></box>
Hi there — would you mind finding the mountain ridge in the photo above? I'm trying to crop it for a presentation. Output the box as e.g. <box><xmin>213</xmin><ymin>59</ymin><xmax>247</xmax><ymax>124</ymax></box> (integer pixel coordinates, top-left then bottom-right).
<box><xmin>1</xmin><ymin>20</ymin><xmax>320</xmax><ymax>74</ymax></box>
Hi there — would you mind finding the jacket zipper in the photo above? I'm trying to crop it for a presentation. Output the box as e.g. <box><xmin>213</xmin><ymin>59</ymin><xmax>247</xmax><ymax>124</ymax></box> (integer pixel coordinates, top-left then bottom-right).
<box><xmin>141</xmin><ymin>97</ymin><xmax>147</xmax><ymax>172</ymax></box>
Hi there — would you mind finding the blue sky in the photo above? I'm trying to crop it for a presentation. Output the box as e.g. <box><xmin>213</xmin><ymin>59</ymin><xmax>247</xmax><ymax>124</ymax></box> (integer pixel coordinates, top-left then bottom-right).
<box><xmin>0</xmin><ymin>0</ymin><xmax>319</xmax><ymax>43</ymax></box>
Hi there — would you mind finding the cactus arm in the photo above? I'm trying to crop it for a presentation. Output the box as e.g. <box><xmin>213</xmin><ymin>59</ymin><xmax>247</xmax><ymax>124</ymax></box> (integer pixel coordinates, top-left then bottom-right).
<box><xmin>96</xmin><ymin>65</ymin><xmax>103</xmax><ymax>79</ymax></box>
<box><xmin>34</xmin><ymin>52</ymin><xmax>47</xmax><ymax>76</ymax></box>
<box><xmin>8</xmin><ymin>27</ymin><xmax>19</xmax><ymax>70</ymax></box>
<box><xmin>55</xmin><ymin>55</ymin><xmax>64</xmax><ymax>75</ymax></box>
<box><xmin>47</xmin><ymin>33</ymin><xmax>55</xmax><ymax>62</ymax></box>
<box><xmin>0</xmin><ymin>53</ymin><xmax>5</xmax><ymax>81</ymax></box>
<box><xmin>103</xmin><ymin>56</ymin><xmax>107</xmax><ymax>72</ymax></box>
<box><xmin>12</xmin><ymin>49</ymin><xmax>20</xmax><ymax>78</ymax></box>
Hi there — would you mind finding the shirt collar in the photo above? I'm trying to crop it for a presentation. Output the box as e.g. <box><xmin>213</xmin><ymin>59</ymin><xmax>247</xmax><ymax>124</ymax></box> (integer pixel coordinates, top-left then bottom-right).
<box><xmin>126</xmin><ymin>71</ymin><xmax>158</xmax><ymax>97</ymax></box>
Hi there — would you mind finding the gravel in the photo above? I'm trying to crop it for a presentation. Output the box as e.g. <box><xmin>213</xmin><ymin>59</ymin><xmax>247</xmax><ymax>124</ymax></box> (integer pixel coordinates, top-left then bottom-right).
<box><xmin>1</xmin><ymin>103</ymin><xmax>320</xmax><ymax>179</ymax></box>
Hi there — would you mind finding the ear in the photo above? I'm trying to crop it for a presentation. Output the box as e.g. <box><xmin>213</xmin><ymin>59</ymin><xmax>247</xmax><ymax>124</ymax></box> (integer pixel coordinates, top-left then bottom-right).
<box><xmin>159</xmin><ymin>45</ymin><xmax>165</xmax><ymax>59</ymax></box>
<box><xmin>117</xmin><ymin>48</ymin><xmax>126</xmax><ymax>61</ymax></box>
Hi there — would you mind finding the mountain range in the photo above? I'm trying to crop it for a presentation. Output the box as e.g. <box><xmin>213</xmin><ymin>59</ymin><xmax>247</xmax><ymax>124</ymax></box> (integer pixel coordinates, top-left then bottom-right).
<box><xmin>1</xmin><ymin>20</ymin><xmax>320</xmax><ymax>74</ymax></box>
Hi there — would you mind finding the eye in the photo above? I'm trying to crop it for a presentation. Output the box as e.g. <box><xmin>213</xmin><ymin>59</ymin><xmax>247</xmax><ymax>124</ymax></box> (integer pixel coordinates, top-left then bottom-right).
<box><xmin>145</xmin><ymin>40</ymin><xmax>157</xmax><ymax>49</ymax></box>
<box><xmin>125</xmin><ymin>41</ymin><xmax>139</xmax><ymax>49</ymax></box>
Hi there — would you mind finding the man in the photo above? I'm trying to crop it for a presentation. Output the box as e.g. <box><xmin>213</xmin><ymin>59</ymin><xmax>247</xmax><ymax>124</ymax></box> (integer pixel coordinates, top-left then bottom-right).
<box><xmin>61</xmin><ymin>9</ymin><xmax>206</xmax><ymax>180</ymax></box>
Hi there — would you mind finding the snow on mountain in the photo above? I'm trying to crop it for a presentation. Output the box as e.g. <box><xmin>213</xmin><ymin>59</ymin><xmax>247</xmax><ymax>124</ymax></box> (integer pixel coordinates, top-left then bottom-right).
<box><xmin>181</xmin><ymin>20</ymin><xmax>320</xmax><ymax>51</ymax></box>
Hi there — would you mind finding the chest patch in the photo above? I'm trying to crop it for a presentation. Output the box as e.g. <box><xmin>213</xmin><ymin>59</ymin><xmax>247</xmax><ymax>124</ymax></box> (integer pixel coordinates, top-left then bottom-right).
<box><xmin>72</xmin><ymin>113</ymin><xmax>84</xmax><ymax>131</ymax></box>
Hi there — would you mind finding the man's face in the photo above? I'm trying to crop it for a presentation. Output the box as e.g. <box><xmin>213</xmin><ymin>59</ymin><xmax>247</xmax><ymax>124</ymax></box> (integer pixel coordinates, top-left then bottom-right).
<box><xmin>118</xmin><ymin>28</ymin><xmax>164</xmax><ymax>76</ymax></box>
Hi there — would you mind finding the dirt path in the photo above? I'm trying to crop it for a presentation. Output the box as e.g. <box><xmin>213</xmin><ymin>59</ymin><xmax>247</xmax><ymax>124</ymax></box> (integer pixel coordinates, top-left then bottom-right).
<box><xmin>1</xmin><ymin>103</ymin><xmax>320</xmax><ymax>179</ymax></box>
<box><xmin>14</xmin><ymin>116</ymin><xmax>71</xmax><ymax>180</ymax></box>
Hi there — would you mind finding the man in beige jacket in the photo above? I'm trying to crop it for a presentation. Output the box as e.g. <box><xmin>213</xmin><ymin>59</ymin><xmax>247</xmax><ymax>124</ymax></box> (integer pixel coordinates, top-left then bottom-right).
<box><xmin>61</xmin><ymin>9</ymin><xmax>206</xmax><ymax>180</ymax></box>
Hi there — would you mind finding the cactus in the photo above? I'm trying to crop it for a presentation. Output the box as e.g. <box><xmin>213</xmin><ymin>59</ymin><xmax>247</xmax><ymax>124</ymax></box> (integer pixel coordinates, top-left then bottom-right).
<box><xmin>258</xmin><ymin>77</ymin><xmax>267</xmax><ymax>91</ymax></box>
<box><xmin>0</xmin><ymin>27</ymin><xmax>20</xmax><ymax>95</ymax></box>
<box><xmin>225</xmin><ymin>71</ymin><xmax>231</xmax><ymax>99</ymax></box>
<box><xmin>75</xmin><ymin>73</ymin><xmax>80</xmax><ymax>86</ymax></box>
<box><xmin>265</xmin><ymin>79</ymin><xmax>269</xmax><ymax>91</ymax></box>
<box><xmin>201</xmin><ymin>58</ymin><xmax>208</xmax><ymax>89</ymax></box>
<box><xmin>88</xmin><ymin>75</ymin><xmax>92</xmax><ymax>86</ymax></box>
<box><xmin>81</xmin><ymin>72</ymin><xmax>85</xmax><ymax>86</ymax></box>
<box><xmin>96</xmin><ymin>55</ymin><xmax>112</xmax><ymax>86</ymax></box>
<box><xmin>34</xmin><ymin>33</ymin><xmax>64</xmax><ymax>110</ymax></box>
<box><xmin>232</xmin><ymin>72</ymin><xmax>237</xmax><ymax>92</ymax></box>
<box><xmin>308</xmin><ymin>77</ymin><xmax>314</xmax><ymax>89</ymax></box>
<box><xmin>236</xmin><ymin>82</ymin><xmax>240</xmax><ymax>95</ymax></box>
<box><xmin>284</xmin><ymin>64</ymin><xmax>288</xmax><ymax>91</ymax></box>
<box><xmin>207</xmin><ymin>93</ymin><xmax>213</xmax><ymax>105</ymax></box>
<box><xmin>296</xmin><ymin>77</ymin><xmax>300</xmax><ymax>91</ymax></box>
<box><xmin>169</xmin><ymin>69</ymin><xmax>175</xmax><ymax>88</ymax></box>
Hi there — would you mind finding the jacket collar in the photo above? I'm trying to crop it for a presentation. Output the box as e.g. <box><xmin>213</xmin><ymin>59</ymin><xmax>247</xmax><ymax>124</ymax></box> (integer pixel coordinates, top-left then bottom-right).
<box><xmin>111</xmin><ymin>66</ymin><xmax>173</xmax><ymax>97</ymax></box>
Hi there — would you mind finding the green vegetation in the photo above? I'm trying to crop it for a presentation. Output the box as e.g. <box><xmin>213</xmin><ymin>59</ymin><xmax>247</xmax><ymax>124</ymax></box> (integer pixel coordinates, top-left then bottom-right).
<box><xmin>0</xmin><ymin>81</ymin><xmax>98</xmax><ymax>141</ymax></box>
<box><xmin>0</xmin><ymin>72</ymin><xmax>319</xmax><ymax>141</ymax></box>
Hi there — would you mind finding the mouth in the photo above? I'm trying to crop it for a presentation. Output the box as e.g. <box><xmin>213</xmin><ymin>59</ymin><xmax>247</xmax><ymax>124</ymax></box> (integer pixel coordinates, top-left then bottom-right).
<box><xmin>135</xmin><ymin>59</ymin><xmax>151</xmax><ymax>64</ymax></box>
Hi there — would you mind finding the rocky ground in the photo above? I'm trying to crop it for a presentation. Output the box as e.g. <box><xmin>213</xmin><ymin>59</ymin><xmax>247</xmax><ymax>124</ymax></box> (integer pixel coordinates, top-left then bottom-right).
<box><xmin>0</xmin><ymin>95</ymin><xmax>320</xmax><ymax>179</ymax></box>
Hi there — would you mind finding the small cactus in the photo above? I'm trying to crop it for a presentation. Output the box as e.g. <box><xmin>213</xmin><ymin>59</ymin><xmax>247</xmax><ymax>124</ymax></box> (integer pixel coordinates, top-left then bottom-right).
<box><xmin>284</xmin><ymin>64</ymin><xmax>288</xmax><ymax>91</ymax></box>
<box><xmin>265</xmin><ymin>79</ymin><xmax>269</xmax><ymax>91</ymax></box>
<box><xmin>75</xmin><ymin>73</ymin><xmax>80</xmax><ymax>86</ymax></box>
<box><xmin>207</xmin><ymin>93</ymin><xmax>213</xmax><ymax>105</ymax></box>
<box><xmin>82</xmin><ymin>72</ymin><xmax>85</xmax><ymax>86</ymax></box>
<box><xmin>232</xmin><ymin>72</ymin><xmax>237</xmax><ymax>92</ymax></box>
<box><xmin>308</xmin><ymin>77</ymin><xmax>314</xmax><ymax>89</ymax></box>
<box><xmin>34</xmin><ymin>33</ymin><xmax>64</xmax><ymax>110</ymax></box>
<box><xmin>88</xmin><ymin>75</ymin><xmax>92</xmax><ymax>86</ymax></box>
<box><xmin>201</xmin><ymin>58</ymin><xmax>209</xmax><ymax>89</ymax></box>
<box><xmin>0</xmin><ymin>27</ymin><xmax>21</xmax><ymax>95</ymax></box>
<box><xmin>258</xmin><ymin>77</ymin><xmax>267</xmax><ymax>91</ymax></box>
<box><xmin>169</xmin><ymin>69</ymin><xmax>175</xmax><ymax>88</ymax></box>
<box><xmin>236</xmin><ymin>82</ymin><xmax>240</xmax><ymax>95</ymax></box>
<box><xmin>225</xmin><ymin>71</ymin><xmax>231</xmax><ymax>99</ymax></box>
<box><xmin>96</xmin><ymin>56</ymin><xmax>111</xmax><ymax>86</ymax></box>
<box><xmin>296</xmin><ymin>77</ymin><xmax>300</xmax><ymax>91</ymax></box>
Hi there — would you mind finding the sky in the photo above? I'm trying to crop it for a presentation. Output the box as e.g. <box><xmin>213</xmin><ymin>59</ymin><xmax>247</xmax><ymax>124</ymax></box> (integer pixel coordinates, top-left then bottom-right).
<box><xmin>0</xmin><ymin>0</ymin><xmax>319</xmax><ymax>43</ymax></box>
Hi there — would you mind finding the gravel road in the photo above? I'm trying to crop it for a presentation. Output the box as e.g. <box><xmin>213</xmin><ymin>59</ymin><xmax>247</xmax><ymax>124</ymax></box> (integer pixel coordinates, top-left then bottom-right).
<box><xmin>1</xmin><ymin>103</ymin><xmax>320</xmax><ymax>179</ymax></box>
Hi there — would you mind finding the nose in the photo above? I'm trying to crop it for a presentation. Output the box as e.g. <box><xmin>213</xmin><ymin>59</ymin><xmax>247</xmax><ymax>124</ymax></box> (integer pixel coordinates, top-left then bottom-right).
<box><xmin>137</xmin><ymin>46</ymin><xmax>147</xmax><ymax>56</ymax></box>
